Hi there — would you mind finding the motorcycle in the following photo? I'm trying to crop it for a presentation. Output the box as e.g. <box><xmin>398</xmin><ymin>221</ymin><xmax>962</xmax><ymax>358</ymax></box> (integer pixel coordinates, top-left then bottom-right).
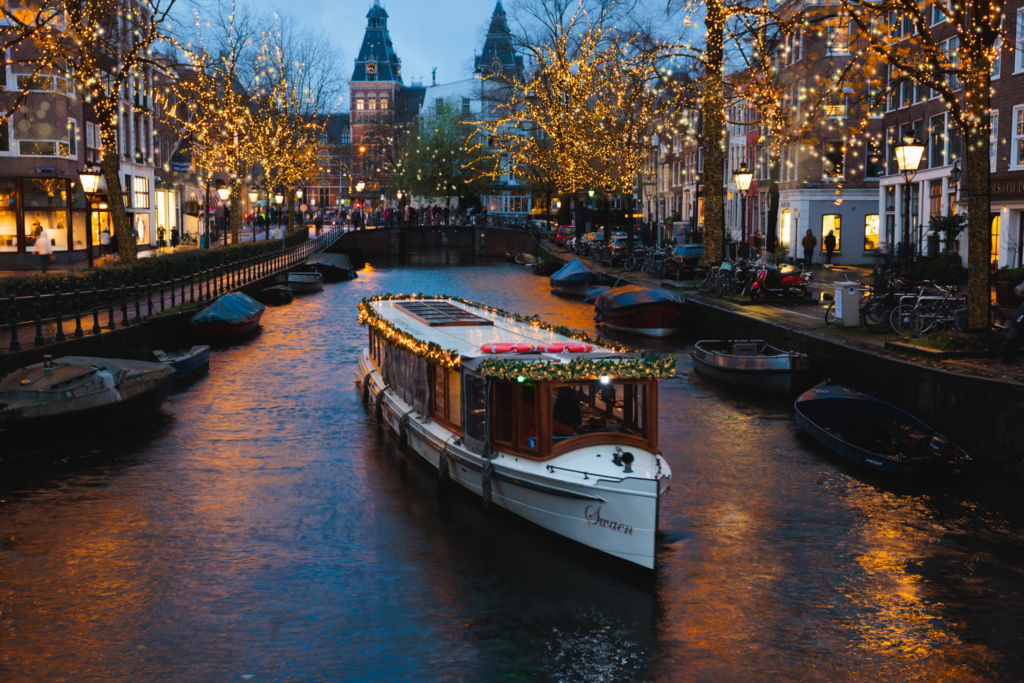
<box><xmin>748</xmin><ymin>265</ymin><xmax>811</xmax><ymax>300</ymax></box>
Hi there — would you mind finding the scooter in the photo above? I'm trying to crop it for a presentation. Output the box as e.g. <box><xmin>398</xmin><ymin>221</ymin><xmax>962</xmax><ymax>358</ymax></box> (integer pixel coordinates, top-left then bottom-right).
<box><xmin>748</xmin><ymin>265</ymin><xmax>811</xmax><ymax>300</ymax></box>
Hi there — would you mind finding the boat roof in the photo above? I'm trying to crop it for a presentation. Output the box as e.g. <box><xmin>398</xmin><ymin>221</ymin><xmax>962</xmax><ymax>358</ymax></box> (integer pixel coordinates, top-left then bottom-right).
<box><xmin>370</xmin><ymin>298</ymin><xmax>626</xmax><ymax>360</ymax></box>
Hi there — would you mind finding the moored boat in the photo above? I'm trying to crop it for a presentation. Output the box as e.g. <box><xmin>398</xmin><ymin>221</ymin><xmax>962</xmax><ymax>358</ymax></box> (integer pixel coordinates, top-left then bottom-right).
<box><xmin>691</xmin><ymin>340</ymin><xmax>811</xmax><ymax>393</ymax></box>
<box><xmin>594</xmin><ymin>285</ymin><xmax>686</xmax><ymax>338</ymax></box>
<box><xmin>0</xmin><ymin>355</ymin><xmax>174</xmax><ymax>443</ymax></box>
<box><xmin>256</xmin><ymin>285</ymin><xmax>294</xmax><ymax>306</ymax></box>
<box><xmin>153</xmin><ymin>345</ymin><xmax>210</xmax><ymax>379</ymax></box>
<box><xmin>190</xmin><ymin>292</ymin><xmax>265</xmax><ymax>337</ymax></box>
<box><xmin>795</xmin><ymin>380</ymin><xmax>972</xmax><ymax>475</ymax></box>
<box><xmin>356</xmin><ymin>295</ymin><xmax>675</xmax><ymax>569</ymax></box>
<box><xmin>305</xmin><ymin>253</ymin><xmax>358</xmax><ymax>282</ymax></box>
<box><xmin>549</xmin><ymin>257</ymin><xmax>607</xmax><ymax>297</ymax></box>
<box><xmin>286</xmin><ymin>270</ymin><xmax>324</xmax><ymax>293</ymax></box>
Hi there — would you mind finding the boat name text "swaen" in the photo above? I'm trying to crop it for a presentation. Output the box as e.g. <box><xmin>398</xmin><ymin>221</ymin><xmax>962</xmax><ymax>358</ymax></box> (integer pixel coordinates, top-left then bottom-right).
<box><xmin>586</xmin><ymin>506</ymin><xmax>634</xmax><ymax>535</ymax></box>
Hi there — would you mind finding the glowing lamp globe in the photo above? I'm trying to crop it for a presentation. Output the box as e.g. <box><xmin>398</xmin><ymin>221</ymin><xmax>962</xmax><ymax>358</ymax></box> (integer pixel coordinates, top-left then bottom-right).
<box><xmin>733</xmin><ymin>164</ymin><xmax>753</xmax><ymax>192</ymax></box>
<box><xmin>895</xmin><ymin>137</ymin><xmax>925</xmax><ymax>173</ymax></box>
<box><xmin>248</xmin><ymin>190</ymin><xmax>258</xmax><ymax>203</ymax></box>
<box><xmin>295</xmin><ymin>189</ymin><xmax>303</xmax><ymax>199</ymax></box>
<box><xmin>216</xmin><ymin>186</ymin><xmax>230</xmax><ymax>201</ymax></box>
<box><xmin>274</xmin><ymin>193</ymin><xmax>284</xmax><ymax>205</ymax></box>
<box><xmin>79</xmin><ymin>167</ymin><xmax>102</xmax><ymax>194</ymax></box>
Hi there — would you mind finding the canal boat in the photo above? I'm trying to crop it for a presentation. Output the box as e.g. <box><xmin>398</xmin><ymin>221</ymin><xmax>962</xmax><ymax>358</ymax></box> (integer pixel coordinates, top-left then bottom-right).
<box><xmin>594</xmin><ymin>285</ymin><xmax>687</xmax><ymax>338</ymax></box>
<box><xmin>257</xmin><ymin>285</ymin><xmax>294</xmax><ymax>306</ymax></box>
<box><xmin>190</xmin><ymin>292</ymin><xmax>265</xmax><ymax>337</ymax></box>
<box><xmin>795</xmin><ymin>380</ymin><xmax>972</xmax><ymax>475</ymax></box>
<box><xmin>0</xmin><ymin>355</ymin><xmax>175</xmax><ymax>442</ymax></box>
<box><xmin>691</xmin><ymin>340</ymin><xmax>811</xmax><ymax>393</ymax></box>
<box><xmin>356</xmin><ymin>295</ymin><xmax>675</xmax><ymax>569</ymax></box>
<box><xmin>549</xmin><ymin>258</ymin><xmax>607</xmax><ymax>297</ymax></box>
<box><xmin>286</xmin><ymin>271</ymin><xmax>324</xmax><ymax>293</ymax></box>
<box><xmin>305</xmin><ymin>253</ymin><xmax>358</xmax><ymax>282</ymax></box>
<box><xmin>153</xmin><ymin>345</ymin><xmax>210</xmax><ymax>379</ymax></box>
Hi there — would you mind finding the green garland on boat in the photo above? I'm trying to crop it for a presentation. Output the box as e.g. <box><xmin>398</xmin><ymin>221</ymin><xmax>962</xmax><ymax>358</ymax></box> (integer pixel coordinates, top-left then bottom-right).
<box><xmin>478</xmin><ymin>355</ymin><xmax>676</xmax><ymax>381</ymax></box>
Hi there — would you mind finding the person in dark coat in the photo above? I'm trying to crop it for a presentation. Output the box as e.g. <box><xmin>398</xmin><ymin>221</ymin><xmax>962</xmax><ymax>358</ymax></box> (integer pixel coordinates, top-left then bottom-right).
<box><xmin>801</xmin><ymin>229</ymin><xmax>817</xmax><ymax>267</ymax></box>
<box><xmin>824</xmin><ymin>230</ymin><xmax>837</xmax><ymax>266</ymax></box>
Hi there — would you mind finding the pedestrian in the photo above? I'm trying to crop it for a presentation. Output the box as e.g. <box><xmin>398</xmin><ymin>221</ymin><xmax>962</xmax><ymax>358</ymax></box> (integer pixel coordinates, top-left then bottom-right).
<box><xmin>171</xmin><ymin>229</ymin><xmax>179</xmax><ymax>248</ymax></box>
<box><xmin>158</xmin><ymin>225</ymin><xmax>165</xmax><ymax>248</ymax></box>
<box><xmin>443</xmin><ymin>206</ymin><xmax>450</xmax><ymax>226</ymax></box>
<box><xmin>824</xmin><ymin>229</ymin><xmax>836</xmax><ymax>267</ymax></box>
<box><xmin>34</xmin><ymin>228</ymin><xmax>53</xmax><ymax>273</ymax></box>
<box><xmin>100</xmin><ymin>226</ymin><xmax>111</xmax><ymax>262</ymax></box>
<box><xmin>314</xmin><ymin>213</ymin><xmax>323</xmax><ymax>234</ymax></box>
<box><xmin>801</xmin><ymin>228</ymin><xmax>817</xmax><ymax>268</ymax></box>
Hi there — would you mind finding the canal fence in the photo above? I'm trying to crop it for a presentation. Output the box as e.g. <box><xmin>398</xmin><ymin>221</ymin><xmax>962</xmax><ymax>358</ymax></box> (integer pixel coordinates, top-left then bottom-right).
<box><xmin>0</xmin><ymin>227</ymin><xmax>342</xmax><ymax>354</ymax></box>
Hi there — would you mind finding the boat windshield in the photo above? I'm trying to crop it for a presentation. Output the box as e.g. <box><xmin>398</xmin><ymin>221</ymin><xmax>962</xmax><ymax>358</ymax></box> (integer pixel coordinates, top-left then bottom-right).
<box><xmin>551</xmin><ymin>381</ymin><xmax>648</xmax><ymax>448</ymax></box>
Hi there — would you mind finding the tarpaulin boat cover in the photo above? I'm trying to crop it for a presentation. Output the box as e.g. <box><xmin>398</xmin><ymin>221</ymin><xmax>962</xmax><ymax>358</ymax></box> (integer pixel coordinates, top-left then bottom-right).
<box><xmin>191</xmin><ymin>292</ymin><xmax>265</xmax><ymax>325</ymax></box>
<box><xmin>306</xmin><ymin>253</ymin><xmax>355</xmax><ymax>270</ymax></box>
<box><xmin>585</xmin><ymin>285</ymin><xmax>610</xmax><ymax>302</ymax></box>
<box><xmin>596</xmin><ymin>285</ymin><xmax>680</xmax><ymax>312</ymax></box>
<box><xmin>550</xmin><ymin>258</ymin><xmax>598</xmax><ymax>286</ymax></box>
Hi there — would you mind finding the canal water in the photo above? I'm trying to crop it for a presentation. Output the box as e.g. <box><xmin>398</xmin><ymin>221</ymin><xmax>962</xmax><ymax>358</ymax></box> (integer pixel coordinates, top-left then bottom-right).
<box><xmin>2</xmin><ymin>262</ymin><xmax>1024</xmax><ymax>682</ymax></box>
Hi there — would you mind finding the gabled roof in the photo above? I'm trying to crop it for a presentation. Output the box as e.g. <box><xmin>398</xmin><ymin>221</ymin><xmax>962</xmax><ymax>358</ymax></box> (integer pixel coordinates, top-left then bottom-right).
<box><xmin>351</xmin><ymin>0</ymin><xmax>403</xmax><ymax>83</ymax></box>
<box><xmin>474</xmin><ymin>1</ymin><xmax>524</xmax><ymax>80</ymax></box>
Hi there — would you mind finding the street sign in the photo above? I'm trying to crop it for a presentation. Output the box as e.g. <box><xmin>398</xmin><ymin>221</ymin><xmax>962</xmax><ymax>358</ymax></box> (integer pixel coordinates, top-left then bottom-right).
<box><xmin>300</xmin><ymin>203</ymin><xmax>309</xmax><ymax>212</ymax></box>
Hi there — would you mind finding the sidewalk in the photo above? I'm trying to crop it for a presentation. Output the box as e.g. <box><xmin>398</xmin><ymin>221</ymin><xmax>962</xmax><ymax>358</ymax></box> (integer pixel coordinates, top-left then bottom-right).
<box><xmin>541</xmin><ymin>241</ymin><xmax>1024</xmax><ymax>385</ymax></box>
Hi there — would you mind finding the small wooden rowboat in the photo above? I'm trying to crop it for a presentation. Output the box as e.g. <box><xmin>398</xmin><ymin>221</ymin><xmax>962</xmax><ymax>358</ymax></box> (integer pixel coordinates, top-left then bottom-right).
<box><xmin>795</xmin><ymin>380</ymin><xmax>972</xmax><ymax>476</ymax></box>
<box><xmin>691</xmin><ymin>340</ymin><xmax>811</xmax><ymax>393</ymax></box>
<box><xmin>190</xmin><ymin>292</ymin><xmax>265</xmax><ymax>337</ymax></box>
<box><xmin>286</xmin><ymin>271</ymin><xmax>324</xmax><ymax>293</ymax></box>
<box><xmin>594</xmin><ymin>285</ymin><xmax>687</xmax><ymax>338</ymax></box>
<box><xmin>153</xmin><ymin>345</ymin><xmax>210</xmax><ymax>379</ymax></box>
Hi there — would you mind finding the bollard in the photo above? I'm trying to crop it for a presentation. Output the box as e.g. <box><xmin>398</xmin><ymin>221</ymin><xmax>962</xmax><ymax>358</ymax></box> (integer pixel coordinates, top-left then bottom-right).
<box><xmin>54</xmin><ymin>288</ymin><xmax>66</xmax><ymax>342</ymax></box>
<box><xmin>107</xmin><ymin>285</ymin><xmax>116</xmax><ymax>330</ymax></box>
<box><xmin>146</xmin><ymin>280</ymin><xmax>153</xmax><ymax>317</ymax></box>
<box><xmin>73</xmin><ymin>289</ymin><xmax>84</xmax><ymax>338</ymax></box>
<box><xmin>8</xmin><ymin>295</ymin><xmax>21</xmax><ymax>351</ymax></box>
<box><xmin>134</xmin><ymin>282</ymin><xmax>141</xmax><ymax>321</ymax></box>
<box><xmin>33</xmin><ymin>292</ymin><xmax>44</xmax><ymax>346</ymax></box>
<box><xmin>120</xmin><ymin>285</ymin><xmax>129</xmax><ymax>327</ymax></box>
<box><xmin>159</xmin><ymin>280</ymin><xmax>166</xmax><ymax>312</ymax></box>
<box><xmin>91</xmin><ymin>287</ymin><xmax>101</xmax><ymax>335</ymax></box>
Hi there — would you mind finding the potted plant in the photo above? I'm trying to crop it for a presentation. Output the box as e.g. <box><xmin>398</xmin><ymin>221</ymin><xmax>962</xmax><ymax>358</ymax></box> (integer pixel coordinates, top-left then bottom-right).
<box><xmin>996</xmin><ymin>267</ymin><xmax>1024</xmax><ymax>306</ymax></box>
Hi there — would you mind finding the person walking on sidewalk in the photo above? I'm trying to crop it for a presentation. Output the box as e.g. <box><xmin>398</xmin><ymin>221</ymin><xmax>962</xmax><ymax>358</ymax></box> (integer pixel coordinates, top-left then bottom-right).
<box><xmin>824</xmin><ymin>230</ymin><xmax>836</xmax><ymax>267</ymax></box>
<box><xmin>34</xmin><ymin>228</ymin><xmax>53</xmax><ymax>273</ymax></box>
<box><xmin>100</xmin><ymin>227</ymin><xmax>111</xmax><ymax>262</ymax></box>
<box><xmin>802</xmin><ymin>229</ymin><xmax>817</xmax><ymax>267</ymax></box>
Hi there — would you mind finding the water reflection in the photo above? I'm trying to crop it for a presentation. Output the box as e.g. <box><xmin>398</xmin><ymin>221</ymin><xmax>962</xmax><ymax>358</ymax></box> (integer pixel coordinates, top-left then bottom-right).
<box><xmin>1</xmin><ymin>262</ymin><xmax>1023</xmax><ymax>681</ymax></box>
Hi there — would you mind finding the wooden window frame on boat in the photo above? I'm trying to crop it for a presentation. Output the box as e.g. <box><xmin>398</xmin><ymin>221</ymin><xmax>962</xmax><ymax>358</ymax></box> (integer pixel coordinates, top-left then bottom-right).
<box><xmin>428</xmin><ymin>363</ymin><xmax>463</xmax><ymax>435</ymax></box>
<box><xmin>488</xmin><ymin>379</ymin><xmax>659</xmax><ymax>461</ymax></box>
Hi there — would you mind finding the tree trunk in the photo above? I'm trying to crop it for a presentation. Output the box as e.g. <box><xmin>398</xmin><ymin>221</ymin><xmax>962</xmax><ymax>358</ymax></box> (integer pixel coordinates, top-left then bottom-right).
<box><xmin>287</xmin><ymin>192</ymin><xmax>295</xmax><ymax>233</ymax></box>
<box><xmin>701</xmin><ymin>0</ymin><xmax>726</xmax><ymax>264</ymax></box>
<box><xmin>603</xmin><ymin>194</ymin><xmax>611</xmax><ymax>253</ymax></box>
<box><xmin>766</xmin><ymin>151</ymin><xmax>781</xmax><ymax>257</ymax></box>
<box><xmin>100</xmin><ymin>149</ymin><xmax>136</xmax><ymax>264</ymax></box>
<box><xmin>230</xmin><ymin>181</ymin><xmax>242</xmax><ymax>244</ymax></box>
<box><xmin>575</xmin><ymin>191</ymin><xmax>585</xmax><ymax>242</ymax></box>
<box><xmin>963</xmin><ymin>65</ymin><xmax>992</xmax><ymax>331</ymax></box>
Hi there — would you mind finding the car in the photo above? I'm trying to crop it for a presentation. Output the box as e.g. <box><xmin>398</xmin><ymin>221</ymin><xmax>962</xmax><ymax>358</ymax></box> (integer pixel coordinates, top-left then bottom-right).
<box><xmin>554</xmin><ymin>225</ymin><xmax>575</xmax><ymax>247</ymax></box>
<box><xmin>663</xmin><ymin>244</ymin><xmax>706</xmax><ymax>279</ymax></box>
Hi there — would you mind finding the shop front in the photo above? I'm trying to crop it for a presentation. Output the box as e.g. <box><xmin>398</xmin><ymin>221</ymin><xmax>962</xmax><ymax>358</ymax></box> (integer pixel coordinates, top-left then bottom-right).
<box><xmin>0</xmin><ymin>176</ymin><xmax>100</xmax><ymax>267</ymax></box>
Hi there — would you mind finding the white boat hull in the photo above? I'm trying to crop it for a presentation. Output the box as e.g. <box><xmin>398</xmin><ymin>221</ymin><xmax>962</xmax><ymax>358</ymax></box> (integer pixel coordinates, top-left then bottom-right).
<box><xmin>357</xmin><ymin>350</ymin><xmax>669</xmax><ymax>569</ymax></box>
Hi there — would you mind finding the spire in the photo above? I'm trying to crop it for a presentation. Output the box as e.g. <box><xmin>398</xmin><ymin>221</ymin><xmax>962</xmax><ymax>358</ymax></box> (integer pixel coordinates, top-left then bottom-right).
<box><xmin>352</xmin><ymin>0</ymin><xmax>401</xmax><ymax>82</ymax></box>
<box><xmin>476</xmin><ymin>1</ymin><xmax>523</xmax><ymax>80</ymax></box>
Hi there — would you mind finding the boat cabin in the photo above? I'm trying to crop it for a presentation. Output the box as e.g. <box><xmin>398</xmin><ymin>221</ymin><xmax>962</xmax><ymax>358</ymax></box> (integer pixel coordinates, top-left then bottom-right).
<box><xmin>363</xmin><ymin>298</ymin><xmax>661</xmax><ymax>459</ymax></box>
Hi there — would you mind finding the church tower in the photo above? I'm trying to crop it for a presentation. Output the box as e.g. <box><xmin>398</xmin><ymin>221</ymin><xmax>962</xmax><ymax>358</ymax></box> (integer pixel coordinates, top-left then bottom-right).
<box><xmin>349</xmin><ymin>0</ymin><xmax>404</xmax><ymax>210</ymax></box>
<box><xmin>475</xmin><ymin>2</ymin><xmax>524</xmax><ymax>83</ymax></box>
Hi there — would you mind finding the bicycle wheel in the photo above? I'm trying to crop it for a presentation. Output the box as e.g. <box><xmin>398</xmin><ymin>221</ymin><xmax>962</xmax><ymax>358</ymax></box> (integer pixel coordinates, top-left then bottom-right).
<box><xmin>890</xmin><ymin>304</ymin><xmax>916</xmax><ymax>335</ymax></box>
<box><xmin>991</xmin><ymin>305</ymin><xmax>1007</xmax><ymax>330</ymax></box>
<box><xmin>694</xmin><ymin>268</ymin><xmax>709</xmax><ymax>291</ymax></box>
<box><xmin>624</xmin><ymin>255</ymin><xmax>637</xmax><ymax>272</ymax></box>
<box><xmin>911</xmin><ymin>305</ymin><xmax>942</xmax><ymax>337</ymax></box>
<box><xmin>713</xmin><ymin>275</ymin><xmax>728</xmax><ymax>296</ymax></box>
<box><xmin>590</xmin><ymin>248</ymin><xmax>601</xmax><ymax>263</ymax></box>
<box><xmin>862</xmin><ymin>300</ymin><xmax>890</xmax><ymax>332</ymax></box>
<box><xmin>825</xmin><ymin>302</ymin><xmax>836</xmax><ymax>325</ymax></box>
<box><xmin>699</xmin><ymin>272</ymin><xmax>717</xmax><ymax>294</ymax></box>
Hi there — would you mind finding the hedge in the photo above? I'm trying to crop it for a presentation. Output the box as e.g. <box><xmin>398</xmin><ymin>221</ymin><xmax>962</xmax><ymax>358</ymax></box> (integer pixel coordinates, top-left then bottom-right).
<box><xmin>0</xmin><ymin>229</ymin><xmax>308</xmax><ymax>300</ymax></box>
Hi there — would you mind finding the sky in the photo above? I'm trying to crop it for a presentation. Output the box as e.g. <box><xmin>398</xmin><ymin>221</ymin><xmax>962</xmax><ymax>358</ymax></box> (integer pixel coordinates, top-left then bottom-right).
<box><xmin>260</xmin><ymin>0</ymin><xmax>500</xmax><ymax>110</ymax></box>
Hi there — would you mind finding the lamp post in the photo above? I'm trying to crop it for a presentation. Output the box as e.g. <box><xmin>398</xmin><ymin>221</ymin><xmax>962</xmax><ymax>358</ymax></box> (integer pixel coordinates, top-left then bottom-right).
<box><xmin>275</xmin><ymin>192</ymin><xmax>285</xmax><ymax>249</ymax></box>
<box><xmin>248</xmin><ymin>188</ymin><xmax>258</xmax><ymax>241</ymax></box>
<box><xmin>652</xmin><ymin>134</ymin><xmax>661</xmax><ymax>248</ymax></box>
<box><xmin>895</xmin><ymin>136</ymin><xmax>926</xmax><ymax>276</ymax></box>
<box><xmin>733</xmin><ymin>163</ymin><xmax>753</xmax><ymax>257</ymax></box>
<box><xmin>216</xmin><ymin>181</ymin><xmax>230</xmax><ymax>245</ymax></box>
<box><xmin>79</xmin><ymin>165</ymin><xmax>102</xmax><ymax>267</ymax></box>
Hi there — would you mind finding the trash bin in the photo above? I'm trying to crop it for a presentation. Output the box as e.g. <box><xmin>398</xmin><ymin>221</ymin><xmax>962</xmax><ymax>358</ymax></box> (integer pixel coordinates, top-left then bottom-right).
<box><xmin>199</xmin><ymin>235</ymin><xmax>207</xmax><ymax>249</ymax></box>
<box><xmin>835</xmin><ymin>280</ymin><xmax>860</xmax><ymax>327</ymax></box>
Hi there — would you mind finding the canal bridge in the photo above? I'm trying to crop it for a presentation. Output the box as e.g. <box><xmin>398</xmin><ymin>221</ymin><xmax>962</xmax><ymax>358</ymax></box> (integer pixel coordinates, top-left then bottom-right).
<box><xmin>331</xmin><ymin>225</ymin><xmax>538</xmax><ymax>262</ymax></box>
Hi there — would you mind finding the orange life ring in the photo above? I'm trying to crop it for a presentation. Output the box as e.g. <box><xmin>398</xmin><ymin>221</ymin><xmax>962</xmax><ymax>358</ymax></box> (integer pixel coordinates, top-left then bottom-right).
<box><xmin>542</xmin><ymin>342</ymin><xmax>594</xmax><ymax>353</ymax></box>
<box><xmin>480</xmin><ymin>342</ymin><xmax>536</xmax><ymax>354</ymax></box>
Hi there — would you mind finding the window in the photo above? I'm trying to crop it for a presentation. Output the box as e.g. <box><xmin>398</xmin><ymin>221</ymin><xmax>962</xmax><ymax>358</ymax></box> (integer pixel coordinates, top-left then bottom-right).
<box><xmin>67</xmin><ymin>119</ymin><xmax>76</xmax><ymax>157</ymax></box>
<box><xmin>823</xmin><ymin>141</ymin><xmax>844</xmax><ymax>178</ymax></box>
<box><xmin>20</xmin><ymin>140</ymin><xmax>57</xmax><ymax>155</ymax></box>
<box><xmin>16</xmin><ymin>74</ymin><xmax>51</xmax><ymax>91</ymax></box>
<box><xmin>866</xmin><ymin>137</ymin><xmax>882</xmax><ymax>178</ymax></box>
<box><xmin>396</xmin><ymin>300</ymin><xmax>493</xmax><ymax>326</ymax></box>
<box><xmin>886</xmin><ymin>185</ymin><xmax>896</xmax><ymax>211</ymax></box>
<box><xmin>462</xmin><ymin>97</ymin><xmax>470</xmax><ymax>115</ymax></box>
<box><xmin>944</xmin><ymin>38</ymin><xmax>961</xmax><ymax>90</ymax></box>
<box><xmin>865</xmin><ymin>215</ymin><xmax>880</xmax><ymax>250</ymax></box>
<box><xmin>368</xmin><ymin>93</ymin><xmax>376</xmax><ymax>110</ymax></box>
<box><xmin>492</xmin><ymin>380</ymin><xmax>536</xmax><ymax>452</ymax></box>
<box><xmin>1013</xmin><ymin>106</ymin><xmax>1024</xmax><ymax>168</ymax></box>
<box><xmin>551</xmin><ymin>382</ymin><xmax>648</xmax><ymax>452</ymax></box>
<box><xmin>0</xmin><ymin>49</ymin><xmax>6</xmax><ymax>89</ymax></box>
<box><xmin>822</xmin><ymin>214</ymin><xmax>841</xmax><ymax>251</ymax></box>
<box><xmin>134</xmin><ymin>175</ymin><xmax>150</xmax><ymax>209</ymax></box>
<box><xmin>781</xmin><ymin>209</ymin><xmax>792</xmax><ymax>249</ymax></box>
<box><xmin>341</xmin><ymin>132</ymin><xmax>350</xmax><ymax>145</ymax></box>
<box><xmin>991</xmin><ymin>110</ymin><xmax>999</xmax><ymax>171</ymax></box>
<box><xmin>993</xmin><ymin>37</ymin><xmax>1002</xmax><ymax>78</ymax></box>
<box><xmin>0</xmin><ymin>117</ymin><xmax>8</xmax><ymax>152</ymax></box>
<box><xmin>321</xmin><ymin>133</ymin><xmax>328</xmax><ymax>144</ymax></box>
<box><xmin>1017</xmin><ymin>9</ymin><xmax>1024</xmax><ymax>72</ymax></box>
<box><xmin>887</xmin><ymin>127</ymin><xmax>898</xmax><ymax>175</ymax></box>
<box><xmin>355</xmin><ymin>93</ymin><xmax>364</xmax><ymax>110</ymax></box>
<box><xmin>948</xmin><ymin>121</ymin><xmax>962</xmax><ymax>163</ymax></box>
<box><xmin>435</xmin><ymin>97</ymin><xmax>443</xmax><ymax>114</ymax></box>
<box><xmin>930</xmin><ymin>113</ymin><xmax>946</xmax><ymax>167</ymax></box>
<box><xmin>825</xmin><ymin>91</ymin><xmax>846</xmax><ymax>118</ymax></box>
<box><xmin>827</xmin><ymin>20</ymin><xmax>850</xmax><ymax>55</ymax></box>
<box><xmin>992</xmin><ymin>215</ymin><xmax>1001</xmax><ymax>268</ymax></box>
<box><xmin>380</xmin><ymin>94</ymin><xmax>388</xmax><ymax>110</ymax></box>
<box><xmin>932</xmin><ymin>1</ymin><xmax>947</xmax><ymax>24</ymax></box>
<box><xmin>929</xmin><ymin>180</ymin><xmax>943</xmax><ymax>218</ymax></box>
<box><xmin>430</xmin><ymin>365</ymin><xmax>462</xmax><ymax>430</ymax></box>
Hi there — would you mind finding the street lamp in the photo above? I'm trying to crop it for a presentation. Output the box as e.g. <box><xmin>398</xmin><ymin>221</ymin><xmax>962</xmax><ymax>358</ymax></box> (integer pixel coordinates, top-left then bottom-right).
<box><xmin>79</xmin><ymin>165</ymin><xmax>102</xmax><ymax>267</ymax></box>
<box><xmin>895</xmin><ymin>136</ymin><xmax>926</xmax><ymax>275</ymax></box>
<box><xmin>733</xmin><ymin>163</ymin><xmax>753</xmax><ymax>256</ymax></box>
<box><xmin>296</xmin><ymin>188</ymin><xmax>303</xmax><ymax>200</ymax></box>
<box><xmin>215</xmin><ymin>181</ymin><xmax>231</xmax><ymax>245</ymax></box>
<box><xmin>248</xmin><ymin>188</ymin><xmax>258</xmax><ymax>203</ymax></box>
